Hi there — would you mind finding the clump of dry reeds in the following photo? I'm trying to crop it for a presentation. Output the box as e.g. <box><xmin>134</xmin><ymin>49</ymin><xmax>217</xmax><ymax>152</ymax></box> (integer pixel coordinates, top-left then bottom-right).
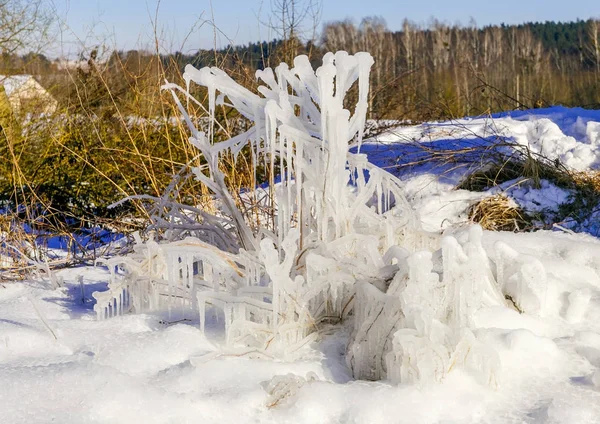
<box><xmin>459</xmin><ymin>146</ymin><xmax>600</xmax><ymax>233</ymax></box>
<box><xmin>0</xmin><ymin>213</ymin><xmax>34</xmax><ymax>279</ymax></box>
<box><xmin>467</xmin><ymin>194</ymin><xmax>531</xmax><ymax>232</ymax></box>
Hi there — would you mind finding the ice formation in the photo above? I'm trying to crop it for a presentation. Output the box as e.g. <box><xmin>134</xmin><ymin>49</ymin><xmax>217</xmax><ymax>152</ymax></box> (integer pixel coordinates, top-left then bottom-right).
<box><xmin>90</xmin><ymin>51</ymin><xmax>558</xmax><ymax>386</ymax></box>
<box><xmin>264</xmin><ymin>372</ymin><xmax>319</xmax><ymax>409</ymax></box>
<box><xmin>494</xmin><ymin>241</ymin><xmax>550</xmax><ymax>316</ymax></box>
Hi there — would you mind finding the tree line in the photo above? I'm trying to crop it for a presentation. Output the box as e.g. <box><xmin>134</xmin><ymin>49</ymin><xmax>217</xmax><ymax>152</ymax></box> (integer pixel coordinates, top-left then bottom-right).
<box><xmin>2</xmin><ymin>19</ymin><xmax>599</xmax><ymax>121</ymax></box>
<box><xmin>318</xmin><ymin>18</ymin><xmax>600</xmax><ymax>119</ymax></box>
<box><xmin>1</xmin><ymin>18</ymin><xmax>599</xmax><ymax>226</ymax></box>
<box><xmin>191</xmin><ymin>18</ymin><xmax>600</xmax><ymax>120</ymax></box>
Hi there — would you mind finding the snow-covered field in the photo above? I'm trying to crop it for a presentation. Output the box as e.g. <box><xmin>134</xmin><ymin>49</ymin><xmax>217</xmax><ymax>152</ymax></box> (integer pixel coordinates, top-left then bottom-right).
<box><xmin>3</xmin><ymin>107</ymin><xmax>600</xmax><ymax>423</ymax></box>
<box><xmin>363</xmin><ymin>106</ymin><xmax>600</xmax><ymax>234</ymax></box>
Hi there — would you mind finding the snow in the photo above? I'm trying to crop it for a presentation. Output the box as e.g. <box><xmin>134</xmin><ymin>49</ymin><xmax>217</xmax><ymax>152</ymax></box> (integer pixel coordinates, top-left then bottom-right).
<box><xmin>0</xmin><ymin>74</ymin><xmax>34</xmax><ymax>97</ymax></box>
<box><xmin>363</xmin><ymin>107</ymin><xmax>600</xmax><ymax>235</ymax></box>
<box><xmin>492</xmin><ymin>179</ymin><xmax>572</xmax><ymax>214</ymax></box>
<box><xmin>3</xmin><ymin>52</ymin><xmax>600</xmax><ymax>423</ymax></box>
<box><xmin>2</xmin><ymin>261</ymin><xmax>600</xmax><ymax>423</ymax></box>
<box><xmin>368</xmin><ymin>106</ymin><xmax>600</xmax><ymax>173</ymax></box>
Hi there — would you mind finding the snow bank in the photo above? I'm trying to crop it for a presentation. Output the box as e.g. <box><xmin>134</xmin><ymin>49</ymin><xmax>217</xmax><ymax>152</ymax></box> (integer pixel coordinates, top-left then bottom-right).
<box><xmin>3</xmin><ymin>249</ymin><xmax>600</xmax><ymax>423</ymax></box>
<box><xmin>370</xmin><ymin>106</ymin><xmax>600</xmax><ymax>172</ymax></box>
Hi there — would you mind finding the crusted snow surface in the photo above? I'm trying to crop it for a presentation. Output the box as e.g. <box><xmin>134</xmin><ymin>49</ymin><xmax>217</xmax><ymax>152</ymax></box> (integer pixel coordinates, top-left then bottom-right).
<box><xmin>493</xmin><ymin>179</ymin><xmax>572</xmax><ymax>214</ymax></box>
<box><xmin>2</xmin><ymin>236</ymin><xmax>600</xmax><ymax>423</ymax></box>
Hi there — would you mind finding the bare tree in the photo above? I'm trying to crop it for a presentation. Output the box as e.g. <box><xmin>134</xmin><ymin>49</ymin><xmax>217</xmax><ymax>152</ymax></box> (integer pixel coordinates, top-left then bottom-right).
<box><xmin>0</xmin><ymin>0</ymin><xmax>53</xmax><ymax>54</ymax></box>
<box><xmin>322</xmin><ymin>19</ymin><xmax>358</xmax><ymax>53</ymax></box>
<box><xmin>586</xmin><ymin>19</ymin><xmax>600</xmax><ymax>78</ymax></box>
<box><xmin>269</xmin><ymin>0</ymin><xmax>321</xmax><ymax>61</ymax></box>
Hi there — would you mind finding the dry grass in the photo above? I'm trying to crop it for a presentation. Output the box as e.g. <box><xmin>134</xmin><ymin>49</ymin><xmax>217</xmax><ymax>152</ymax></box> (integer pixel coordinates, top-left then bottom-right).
<box><xmin>0</xmin><ymin>38</ymin><xmax>279</xmax><ymax>281</ymax></box>
<box><xmin>0</xmin><ymin>213</ymin><xmax>34</xmax><ymax>278</ymax></box>
<box><xmin>467</xmin><ymin>194</ymin><xmax>532</xmax><ymax>232</ymax></box>
<box><xmin>459</xmin><ymin>147</ymin><xmax>600</xmax><ymax>232</ymax></box>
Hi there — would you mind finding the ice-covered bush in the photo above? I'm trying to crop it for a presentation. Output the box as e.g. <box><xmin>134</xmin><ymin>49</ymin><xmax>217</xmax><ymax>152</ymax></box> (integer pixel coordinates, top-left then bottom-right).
<box><xmin>93</xmin><ymin>51</ymin><xmax>524</xmax><ymax>386</ymax></box>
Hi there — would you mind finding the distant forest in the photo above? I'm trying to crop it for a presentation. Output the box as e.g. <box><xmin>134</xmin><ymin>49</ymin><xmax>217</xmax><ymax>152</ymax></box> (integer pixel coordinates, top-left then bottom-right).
<box><xmin>3</xmin><ymin>19</ymin><xmax>600</xmax><ymax>121</ymax></box>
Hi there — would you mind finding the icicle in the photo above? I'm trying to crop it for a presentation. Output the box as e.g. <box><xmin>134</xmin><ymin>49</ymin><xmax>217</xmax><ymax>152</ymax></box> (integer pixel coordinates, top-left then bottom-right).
<box><xmin>285</xmin><ymin>134</ymin><xmax>294</xmax><ymax>231</ymax></box>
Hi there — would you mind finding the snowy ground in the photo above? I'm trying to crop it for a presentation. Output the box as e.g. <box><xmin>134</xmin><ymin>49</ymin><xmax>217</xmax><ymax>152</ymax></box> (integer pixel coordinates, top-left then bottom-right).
<box><xmin>3</xmin><ymin>107</ymin><xmax>600</xmax><ymax>423</ymax></box>
<box><xmin>362</xmin><ymin>106</ymin><xmax>600</xmax><ymax>234</ymax></box>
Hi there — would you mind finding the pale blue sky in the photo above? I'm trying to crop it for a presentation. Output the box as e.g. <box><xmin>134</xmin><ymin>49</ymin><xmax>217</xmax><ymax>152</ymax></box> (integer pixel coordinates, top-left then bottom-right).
<box><xmin>56</xmin><ymin>0</ymin><xmax>599</xmax><ymax>55</ymax></box>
